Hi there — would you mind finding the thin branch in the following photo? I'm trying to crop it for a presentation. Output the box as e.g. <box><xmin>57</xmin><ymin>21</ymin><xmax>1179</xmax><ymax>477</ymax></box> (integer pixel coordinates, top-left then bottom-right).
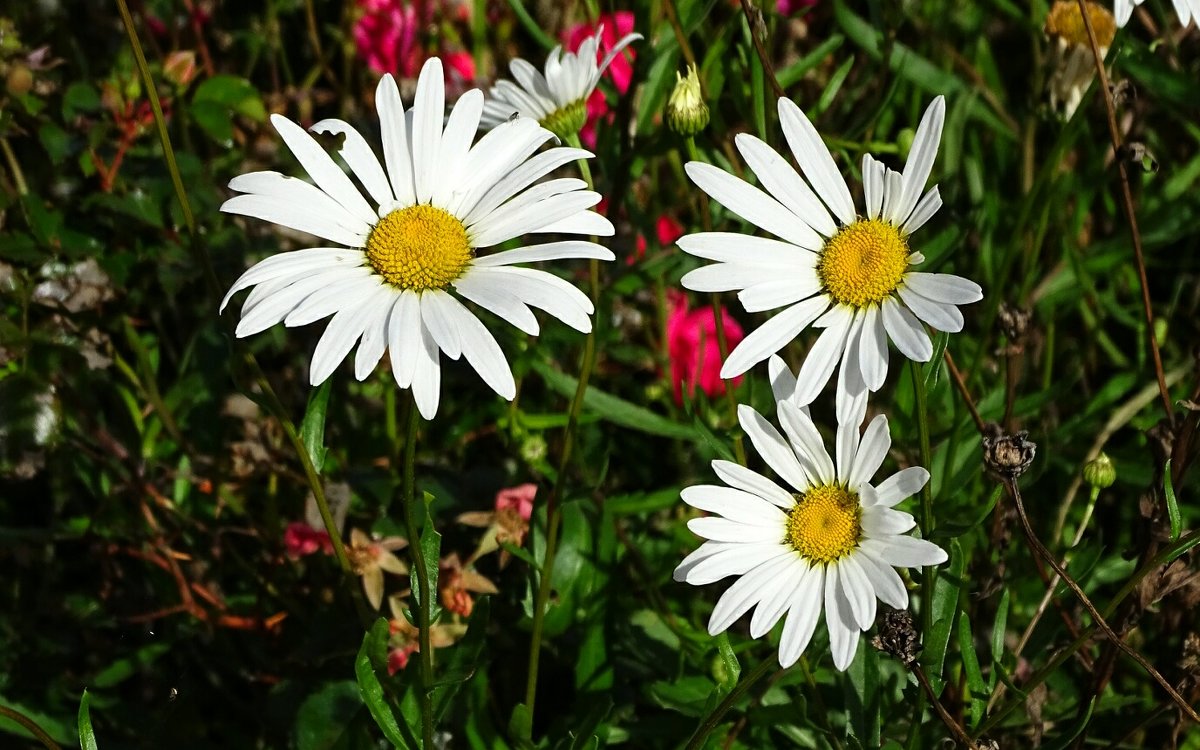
<box><xmin>737</xmin><ymin>0</ymin><xmax>786</xmax><ymax>101</ymax></box>
<box><xmin>944</xmin><ymin>349</ymin><xmax>986</xmax><ymax>434</ymax></box>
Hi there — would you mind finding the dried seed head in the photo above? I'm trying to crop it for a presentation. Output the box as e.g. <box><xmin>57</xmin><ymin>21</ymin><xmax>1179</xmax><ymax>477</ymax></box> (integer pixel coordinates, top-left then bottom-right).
<box><xmin>982</xmin><ymin>426</ymin><xmax>1037</xmax><ymax>480</ymax></box>
<box><xmin>997</xmin><ymin>303</ymin><xmax>1031</xmax><ymax>351</ymax></box>
<box><xmin>870</xmin><ymin>608</ymin><xmax>921</xmax><ymax>666</ymax></box>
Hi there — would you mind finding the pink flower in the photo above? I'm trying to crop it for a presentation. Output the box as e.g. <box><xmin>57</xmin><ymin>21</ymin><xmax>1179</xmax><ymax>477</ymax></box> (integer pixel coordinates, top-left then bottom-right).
<box><xmin>387</xmin><ymin>644</ymin><xmax>417</xmax><ymax>674</ymax></box>
<box><xmin>352</xmin><ymin>0</ymin><xmax>476</xmax><ymax>83</ymax></box>
<box><xmin>631</xmin><ymin>214</ymin><xmax>685</xmax><ymax>265</ymax></box>
<box><xmin>495</xmin><ymin>484</ymin><xmax>536</xmax><ymax>521</ymax></box>
<box><xmin>777</xmin><ymin>0</ymin><xmax>818</xmax><ymax>14</ymax></box>
<box><xmin>564</xmin><ymin>12</ymin><xmax>637</xmax><ymax>147</ymax></box>
<box><xmin>284</xmin><ymin>522</ymin><xmax>334</xmax><ymax>558</ymax></box>
<box><xmin>667</xmin><ymin>292</ymin><xmax>745</xmax><ymax>404</ymax></box>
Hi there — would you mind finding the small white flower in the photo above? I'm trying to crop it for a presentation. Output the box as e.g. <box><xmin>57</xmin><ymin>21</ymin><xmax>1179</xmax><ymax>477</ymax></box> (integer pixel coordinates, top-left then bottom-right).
<box><xmin>679</xmin><ymin>96</ymin><xmax>982</xmax><ymax>425</ymax></box>
<box><xmin>674</xmin><ymin>401</ymin><xmax>946</xmax><ymax>671</ymax></box>
<box><xmin>1115</xmin><ymin>0</ymin><xmax>1200</xmax><ymax>26</ymax></box>
<box><xmin>1045</xmin><ymin>1</ymin><xmax>1118</xmax><ymax>120</ymax></box>
<box><xmin>220</xmin><ymin>58</ymin><xmax>615</xmax><ymax>419</ymax></box>
<box><xmin>478</xmin><ymin>27</ymin><xmax>642</xmax><ymax>139</ymax></box>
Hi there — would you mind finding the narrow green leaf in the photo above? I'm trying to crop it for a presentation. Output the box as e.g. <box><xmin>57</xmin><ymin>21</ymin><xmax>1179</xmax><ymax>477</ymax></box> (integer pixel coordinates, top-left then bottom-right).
<box><xmin>956</xmin><ymin>610</ymin><xmax>987</xmax><ymax>728</ymax></box>
<box><xmin>990</xmin><ymin>588</ymin><xmax>1010</xmax><ymax>676</ymax></box>
<box><xmin>508</xmin><ymin>703</ymin><xmax>534</xmax><ymax>748</ymax></box>
<box><xmin>714</xmin><ymin>632</ymin><xmax>741</xmax><ymax>690</ymax></box>
<box><xmin>846</xmin><ymin>644</ymin><xmax>880</xmax><ymax>749</ymax></box>
<box><xmin>410</xmin><ymin>492</ymin><xmax>443</xmax><ymax>625</ymax></box>
<box><xmin>924</xmin><ymin>330</ymin><xmax>950</xmax><ymax>389</ymax></box>
<box><xmin>1165</xmin><ymin>459</ymin><xmax>1181</xmax><ymax>542</ymax></box>
<box><xmin>923</xmin><ymin>538</ymin><xmax>965</xmax><ymax>694</ymax></box>
<box><xmin>533</xmin><ymin>361</ymin><xmax>698</xmax><ymax>441</ymax></box>
<box><xmin>433</xmin><ymin>598</ymin><xmax>490</xmax><ymax>721</ymax></box>
<box><xmin>300</xmin><ymin>380</ymin><xmax>331</xmax><ymax>475</ymax></box>
<box><xmin>1041</xmin><ymin>697</ymin><xmax>1096</xmax><ymax>750</ymax></box>
<box><xmin>78</xmin><ymin>689</ymin><xmax>98</xmax><ymax>750</ymax></box>
<box><xmin>355</xmin><ymin>618</ymin><xmax>415</xmax><ymax>750</ymax></box>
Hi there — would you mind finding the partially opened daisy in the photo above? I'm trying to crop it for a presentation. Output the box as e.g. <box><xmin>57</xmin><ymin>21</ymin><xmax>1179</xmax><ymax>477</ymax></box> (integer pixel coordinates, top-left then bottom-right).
<box><xmin>679</xmin><ymin>96</ymin><xmax>982</xmax><ymax>423</ymax></box>
<box><xmin>674</xmin><ymin>401</ymin><xmax>946</xmax><ymax>670</ymax></box>
<box><xmin>478</xmin><ymin>26</ymin><xmax>642</xmax><ymax>140</ymax></box>
<box><xmin>220</xmin><ymin>58</ymin><xmax>614</xmax><ymax>419</ymax></box>
<box><xmin>1115</xmin><ymin>0</ymin><xmax>1200</xmax><ymax>26</ymax></box>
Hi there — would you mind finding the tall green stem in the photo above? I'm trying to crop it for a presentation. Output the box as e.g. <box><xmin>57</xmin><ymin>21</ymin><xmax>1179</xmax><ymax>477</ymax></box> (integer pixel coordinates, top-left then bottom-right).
<box><xmin>523</xmin><ymin>134</ymin><xmax>602</xmax><ymax>720</ymax></box>
<box><xmin>906</xmin><ymin>360</ymin><xmax>935</xmax><ymax>747</ymax></box>
<box><xmin>399</xmin><ymin>396</ymin><xmax>435</xmax><ymax>749</ymax></box>
<box><xmin>683</xmin><ymin>659</ymin><xmax>774</xmax><ymax>750</ymax></box>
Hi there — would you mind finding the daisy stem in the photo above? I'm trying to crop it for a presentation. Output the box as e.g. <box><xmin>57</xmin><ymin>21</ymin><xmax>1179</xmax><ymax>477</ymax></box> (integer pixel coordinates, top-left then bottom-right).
<box><xmin>523</xmin><ymin>134</ymin><xmax>602</xmax><ymax>720</ymax></box>
<box><xmin>1074</xmin><ymin>0</ymin><xmax>1174</xmax><ymax>427</ymax></box>
<box><xmin>684</xmin><ymin>135</ymin><xmax>746</xmax><ymax>466</ymax></box>
<box><xmin>400</xmin><ymin>394</ymin><xmax>436</xmax><ymax>750</ymax></box>
<box><xmin>907</xmin><ymin>359</ymin><xmax>936</xmax><ymax>748</ymax></box>
<box><xmin>683</xmin><ymin>658</ymin><xmax>774</xmax><ymax>750</ymax></box>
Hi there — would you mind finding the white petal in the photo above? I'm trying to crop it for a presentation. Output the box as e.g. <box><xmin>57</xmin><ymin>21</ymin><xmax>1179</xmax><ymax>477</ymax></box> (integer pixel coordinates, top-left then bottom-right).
<box><xmin>903</xmin><ymin>273</ymin><xmax>983</xmax><ymax>305</ymax></box>
<box><xmin>683</xmin><ymin>263</ymin><xmax>801</xmax><ymax>294</ymax></box>
<box><xmin>777</xmin><ymin>401</ymin><xmax>835</xmax><ymax>486</ymax></box>
<box><xmin>720</xmin><ymin>297</ymin><xmax>828</xmax><ymax>379</ymax></box>
<box><xmin>677</xmin><ymin>232</ymin><xmax>815</xmax><ymax>266</ymax></box>
<box><xmin>858</xmin><ymin>304</ymin><xmax>889</xmax><ymax>391</ymax></box>
<box><xmin>838</xmin><ymin>556</ymin><xmax>877</xmax><ymax>631</ymax></box>
<box><xmin>835</xmin><ymin>389</ymin><xmax>860</xmax><ymax>482</ymax></box>
<box><xmin>681</xmin><ymin>485</ymin><xmax>788</xmax><ymax>526</ymax></box>
<box><xmin>226</xmin><ymin>171</ymin><xmax>370</xmax><ymax>233</ymax></box>
<box><xmin>902</xmin><ymin>186</ymin><xmax>942</xmax><ymax>235</ymax></box>
<box><xmin>420</xmin><ymin>290</ymin><xmax>463</xmax><ymax>360</ymax></box>
<box><xmin>452</xmin><ymin>275</ymin><xmax>540</xmax><ymax>336</ymax></box>
<box><xmin>685</xmin><ymin>162</ymin><xmax>825</xmax><ymax>251</ymax></box>
<box><xmin>874</xmin><ymin>467</ymin><xmax>930</xmax><ymax>508</ymax></box>
<box><xmin>897</xmin><ymin>287</ymin><xmax>964</xmax><ymax>332</ymax></box>
<box><xmin>431</xmin><ymin>89</ymin><xmax>484</xmax><ymax>207</ymax></box>
<box><xmin>739</xmin><ymin>277</ymin><xmax>822</xmax><ymax>313</ymax></box>
<box><xmin>711</xmin><ymin>460</ymin><xmax>795</xmax><ymax>509</ymax></box>
<box><xmin>234</xmin><ymin>268</ymin><xmax>369</xmax><ymax>336</ymax></box>
<box><xmin>459</xmin><ymin>147</ymin><xmax>592</xmax><ymax>224</ymax></box>
<box><xmin>735</xmin><ymin>133</ymin><xmax>834</xmax><ymax>240</ymax></box>
<box><xmin>862</xmin><ymin>506</ymin><xmax>917</xmax><ymax>536</ymax></box>
<box><xmin>707</xmin><ymin>553</ymin><xmax>797</xmax><ymax>635</ymax></box>
<box><xmin>436</xmin><ymin>293</ymin><xmax>516</xmax><ymax>398</ymax></box>
<box><xmin>310</xmin><ymin>119</ymin><xmax>394</xmax><ymax>208</ymax></box>
<box><xmin>862</xmin><ymin>154</ymin><xmax>885</xmax><ymax>221</ymax></box>
<box><xmin>768</xmin><ymin>354</ymin><xmax>798</xmax><ymax>404</ymax></box>
<box><xmin>881</xmin><ymin>298</ymin><xmax>933</xmax><ymax>362</ymax></box>
<box><xmin>376</xmin><ymin>74</ymin><xmax>416</xmax><ymax>206</ymax></box>
<box><xmin>221</xmin><ymin>247</ymin><xmax>365</xmax><ymax>311</ymax></box>
<box><xmin>856</xmin><ymin>547</ymin><xmax>908</xmax><ymax>609</ymax></box>
<box><xmin>834</xmin><ymin>313</ymin><xmax>870</xmax><ymax>428</ymax></box>
<box><xmin>467</xmin><ymin>266</ymin><xmax>592</xmax><ymax>332</ymax></box>
<box><xmin>778</xmin><ymin>564</ymin><xmax>824</xmax><ymax>667</ymax></box>
<box><xmin>677</xmin><ymin>541</ymin><xmax>792</xmax><ymax>585</ymax></box>
<box><xmin>309</xmin><ymin>282</ymin><xmax>388</xmax><ymax>385</ymax></box>
<box><xmin>861</xmin><ymin>536</ymin><xmax>947</xmax><ymax>568</ymax></box>
<box><xmin>270</xmin><ymin>114</ymin><xmax>376</xmax><ymax>225</ymax></box>
<box><xmin>221</xmin><ymin>194</ymin><xmax>368</xmax><ymax>248</ymax></box>
<box><xmin>283</xmin><ymin>270</ymin><xmax>379</xmax><ymax>328</ymax></box>
<box><xmin>387</xmin><ymin>290</ymin><xmax>422</xmax><ymax>388</ymax></box>
<box><xmin>1114</xmin><ymin>0</ymin><xmax>1134</xmax><ymax>25</ymax></box>
<box><xmin>469</xmin><ymin>191</ymin><xmax>602</xmax><ymax>248</ymax></box>
<box><xmin>473</xmin><ymin>240</ymin><xmax>614</xmax><ymax>268</ymax></box>
<box><xmin>590</xmin><ymin>31</ymin><xmax>643</xmax><ymax>90</ymax></box>
<box><xmin>453</xmin><ymin>119</ymin><xmax>554</xmax><ymax>216</ymax></box>
<box><xmin>777</xmin><ymin>98</ymin><xmax>856</xmax><ymax>226</ymax></box>
<box><xmin>411</xmin><ymin>58</ymin><xmax>446</xmax><ymax>204</ymax></box>
<box><xmin>849</xmin><ymin>414</ymin><xmax>890</xmax><ymax>488</ymax></box>
<box><xmin>825</xmin><ymin>565</ymin><xmax>861</xmax><ymax>671</ymax></box>
<box><xmin>751</xmin><ymin>556</ymin><xmax>807</xmax><ymax>638</ymax></box>
<box><xmin>688</xmin><ymin>516</ymin><xmax>783</xmax><ymax>544</ymax></box>
<box><xmin>354</xmin><ymin>285</ymin><xmax>398</xmax><ymax>380</ymax></box>
<box><xmin>411</xmin><ymin>319</ymin><xmax>442</xmax><ymax>419</ymax></box>
<box><xmin>738</xmin><ymin>404</ymin><xmax>811</xmax><ymax>493</ymax></box>
<box><xmin>892</xmin><ymin>96</ymin><xmax>945</xmax><ymax>227</ymax></box>
<box><xmin>533</xmin><ymin>210</ymin><xmax>615</xmax><ymax>237</ymax></box>
<box><xmin>792</xmin><ymin>309</ymin><xmax>852</xmax><ymax>406</ymax></box>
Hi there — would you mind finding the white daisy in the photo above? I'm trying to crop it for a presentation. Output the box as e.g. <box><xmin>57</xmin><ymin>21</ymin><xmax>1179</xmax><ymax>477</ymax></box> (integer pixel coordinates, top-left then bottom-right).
<box><xmin>219</xmin><ymin>58</ymin><xmax>615</xmax><ymax>419</ymax></box>
<box><xmin>678</xmin><ymin>96</ymin><xmax>982</xmax><ymax>424</ymax></box>
<box><xmin>1115</xmin><ymin>0</ymin><xmax>1200</xmax><ymax>26</ymax></box>
<box><xmin>1045</xmin><ymin>2</ymin><xmax>1118</xmax><ymax>120</ymax></box>
<box><xmin>478</xmin><ymin>26</ymin><xmax>642</xmax><ymax>139</ymax></box>
<box><xmin>674</xmin><ymin>401</ymin><xmax>946</xmax><ymax>671</ymax></box>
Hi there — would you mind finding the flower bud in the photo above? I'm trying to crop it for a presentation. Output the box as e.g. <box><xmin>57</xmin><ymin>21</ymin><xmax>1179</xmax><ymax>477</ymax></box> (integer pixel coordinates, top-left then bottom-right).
<box><xmin>5</xmin><ymin>62</ymin><xmax>31</xmax><ymax>96</ymax></box>
<box><xmin>163</xmin><ymin>50</ymin><xmax>197</xmax><ymax>88</ymax></box>
<box><xmin>666</xmin><ymin>64</ymin><xmax>708</xmax><ymax>138</ymax></box>
<box><xmin>1083</xmin><ymin>452</ymin><xmax>1115</xmax><ymax>489</ymax></box>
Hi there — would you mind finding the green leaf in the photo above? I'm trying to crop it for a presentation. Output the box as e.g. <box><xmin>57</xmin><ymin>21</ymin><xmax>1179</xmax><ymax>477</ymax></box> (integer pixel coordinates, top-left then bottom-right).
<box><xmin>576</xmin><ymin>620</ymin><xmax>614</xmax><ymax>692</ymax></box>
<box><xmin>294</xmin><ymin>681</ymin><xmax>364</xmax><ymax>750</ymax></box>
<box><xmin>1165</xmin><ymin>459</ymin><xmax>1181</xmax><ymax>542</ymax></box>
<box><xmin>39</xmin><ymin>123</ymin><xmax>70</xmax><ymax>165</ymax></box>
<box><xmin>300</xmin><ymin>380</ymin><xmax>332</xmax><ymax>475</ymax></box>
<box><xmin>846</xmin><ymin>644</ymin><xmax>880</xmax><ymax>749</ymax></box>
<box><xmin>508</xmin><ymin>703</ymin><xmax>534</xmax><ymax>748</ymax></box>
<box><xmin>923</xmin><ymin>538</ymin><xmax>965</xmax><ymax>694</ymax></box>
<box><xmin>356</xmin><ymin>618</ymin><xmax>415</xmax><ymax>750</ymax></box>
<box><xmin>924</xmin><ymin>330</ymin><xmax>950</xmax><ymax>389</ymax></box>
<box><xmin>532</xmin><ymin>360</ymin><xmax>698</xmax><ymax>441</ymax></box>
<box><xmin>956</xmin><ymin>610</ymin><xmax>987</xmax><ymax>728</ymax></box>
<box><xmin>193</xmin><ymin>75</ymin><xmax>266</xmax><ymax>120</ymax></box>
<box><xmin>78</xmin><ymin>690</ymin><xmax>98</xmax><ymax>750</ymax></box>
<box><xmin>1041</xmin><ymin>697</ymin><xmax>1096</xmax><ymax>750</ymax></box>
<box><xmin>990</xmin><ymin>588</ymin><xmax>1010</xmax><ymax>669</ymax></box>
<box><xmin>410</xmin><ymin>492</ymin><xmax>443</xmax><ymax>626</ymax></box>
<box><xmin>714</xmin><ymin>632</ymin><xmax>741</xmax><ymax>691</ymax></box>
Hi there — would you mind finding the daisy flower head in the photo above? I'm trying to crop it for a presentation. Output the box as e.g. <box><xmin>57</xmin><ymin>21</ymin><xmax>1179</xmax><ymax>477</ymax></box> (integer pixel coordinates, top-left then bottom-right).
<box><xmin>1115</xmin><ymin>0</ymin><xmax>1200</xmax><ymax>26</ymax></box>
<box><xmin>220</xmin><ymin>58</ymin><xmax>615</xmax><ymax>419</ymax></box>
<box><xmin>1045</xmin><ymin>1</ymin><xmax>1118</xmax><ymax>119</ymax></box>
<box><xmin>678</xmin><ymin>96</ymin><xmax>982</xmax><ymax>424</ymax></box>
<box><xmin>478</xmin><ymin>25</ymin><xmax>642</xmax><ymax>141</ymax></box>
<box><xmin>674</xmin><ymin>400</ymin><xmax>947</xmax><ymax>670</ymax></box>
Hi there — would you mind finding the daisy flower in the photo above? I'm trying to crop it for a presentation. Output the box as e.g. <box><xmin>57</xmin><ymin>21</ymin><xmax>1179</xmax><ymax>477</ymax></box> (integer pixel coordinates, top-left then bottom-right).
<box><xmin>1115</xmin><ymin>0</ymin><xmax>1200</xmax><ymax>26</ymax></box>
<box><xmin>678</xmin><ymin>96</ymin><xmax>982</xmax><ymax>423</ymax></box>
<box><xmin>1045</xmin><ymin>1</ymin><xmax>1118</xmax><ymax>119</ymax></box>
<box><xmin>674</xmin><ymin>401</ymin><xmax>946</xmax><ymax>670</ymax></box>
<box><xmin>219</xmin><ymin>58</ymin><xmax>614</xmax><ymax>419</ymax></box>
<box><xmin>478</xmin><ymin>26</ymin><xmax>642</xmax><ymax>140</ymax></box>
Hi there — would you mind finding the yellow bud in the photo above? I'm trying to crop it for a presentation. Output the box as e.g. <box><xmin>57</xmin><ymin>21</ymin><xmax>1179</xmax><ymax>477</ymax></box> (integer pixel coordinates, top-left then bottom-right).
<box><xmin>666</xmin><ymin>64</ymin><xmax>708</xmax><ymax>138</ymax></box>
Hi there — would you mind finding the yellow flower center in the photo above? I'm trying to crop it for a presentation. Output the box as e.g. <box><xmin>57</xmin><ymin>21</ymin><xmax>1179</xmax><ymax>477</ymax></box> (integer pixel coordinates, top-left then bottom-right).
<box><xmin>786</xmin><ymin>484</ymin><xmax>862</xmax><ymax>565</ymax></box>
<box><xmin>1045</xmin><ymin>1</ymin><xmax>1116</xmax><ymax>48</ymax></box>
<box><xmin>365</xmin><ymin>205</ymin><xmax>473</xmax><ymax>291</ymax></box>
<box><xmin>817</xmin><ymin>218</ymin><xmax>910</xmax><ymax>308</ymax></box>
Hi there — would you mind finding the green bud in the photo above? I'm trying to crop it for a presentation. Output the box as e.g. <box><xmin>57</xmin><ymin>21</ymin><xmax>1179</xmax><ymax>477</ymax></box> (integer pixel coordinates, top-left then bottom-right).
<box><xmin>0</xmin><ymin>18</ymin><xmax>21</xmax><ymax>59</ymax></box>
<box><xmin>896</xmin><ymin>128</ymin><xmax>916</xmax><ymax>160</ymax></box>
<box><xmin>540</xmin><ymin>99</ymin><xmax>588</xmax><ymax>142</ymax></box>
<box><xmin>1083</xmin><ymin>452</ymin><xmax>1116</xmax><ymax>489</ymax></box>
<box><xmin>667</xmin><ymin>64</ymin><xmax>709</xmax><ymax>138</ymax></box>
<box><xmin>520</xmin><ymin>434</ymin><xmax>548</xmax><ymax>465</ymax></box>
